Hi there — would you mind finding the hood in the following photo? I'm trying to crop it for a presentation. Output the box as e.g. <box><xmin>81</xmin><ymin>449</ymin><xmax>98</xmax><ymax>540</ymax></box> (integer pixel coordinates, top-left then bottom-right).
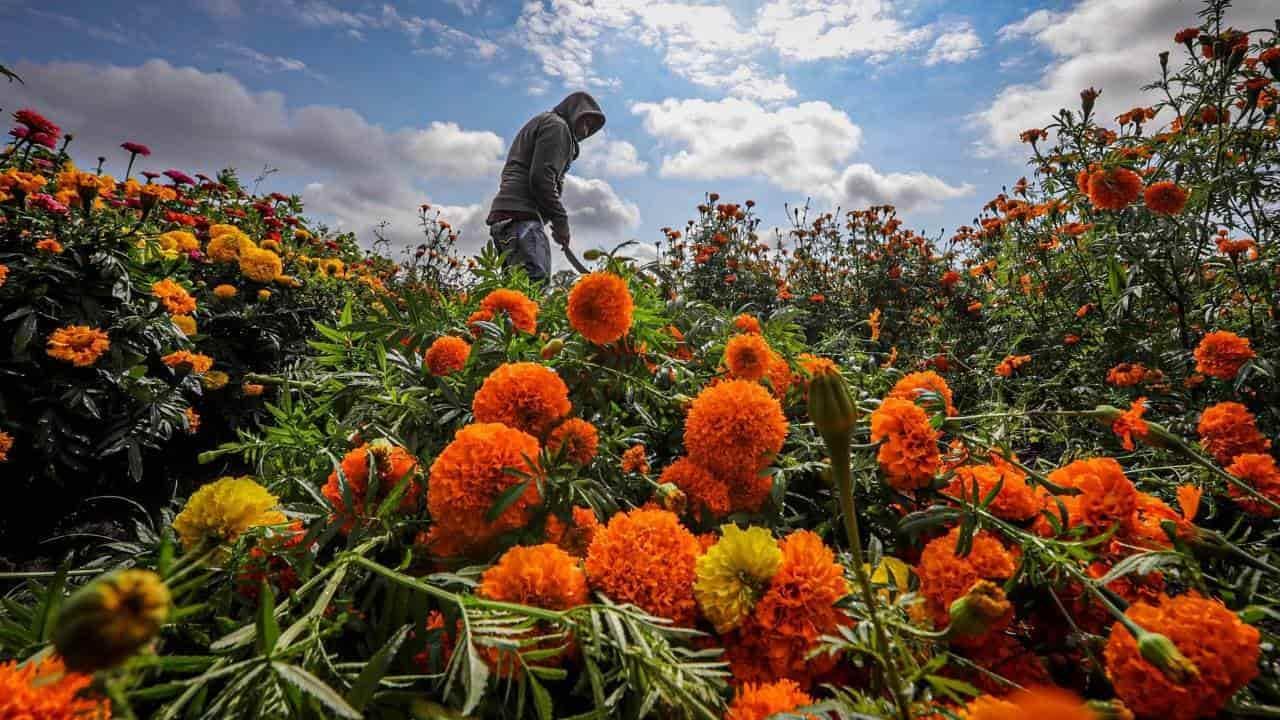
<box><xmin>553</xmin><ymin>91</ymin><xmax>606</xmax><ymax>139</ymax></box>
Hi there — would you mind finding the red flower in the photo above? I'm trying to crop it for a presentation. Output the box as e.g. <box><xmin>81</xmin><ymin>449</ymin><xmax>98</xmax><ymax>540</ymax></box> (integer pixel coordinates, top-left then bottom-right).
<box><xmin>121</xmin><ymin>141</ymin><xmax>152</xmax><ymax>156</ymax></box>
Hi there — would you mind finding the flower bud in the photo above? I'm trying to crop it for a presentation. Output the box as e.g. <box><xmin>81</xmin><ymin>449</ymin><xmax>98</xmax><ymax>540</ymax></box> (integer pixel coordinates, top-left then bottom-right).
<box><xmin>1137</xmin><ymin>630</ymin><xmax>1199</xmax><ymax>683</ymax></box>
<box><xmin>656</xmin><ymin>483</ymin><xmax>687</xmax><ymax>515</ymax></box>
<box><xmin>1080</xmin><ymin>87</ymin><xmax>1100</xmax><ymax>116</ymax></box>
<box><xmin>807</xmin><ymin>364</ymin><xmax>857</xmax><ymax>447</ymax></box>
<box><xmin>582</xmin><ymin>248</ymin><xmax>604</xmax><ymax>261</ymax></box>
<box><xmin>53</xmin><ymin>569</ymin><xmax>170</xmax><ymax>672</ymax></box>
<box><xmin>946</xmin><ymin>580</ymin><xmax>1010</xmax><ymax>640</ymax></box>
<box><xmin>1087</xmin><ymin>699</ymin><xmax>1136</xmax><ymax>720</ymax></box>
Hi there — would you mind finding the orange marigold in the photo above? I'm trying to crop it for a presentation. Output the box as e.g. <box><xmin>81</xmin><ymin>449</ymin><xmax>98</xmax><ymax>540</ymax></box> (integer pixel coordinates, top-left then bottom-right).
<box><xmin>546</xmin><ymin>418</ymin><xmax>599</xmax><ymax>466</ymax></box>
<box><xmin>1048</xmin><ymin>457</ymin><xmax>1137</xmax><ymax>532</ymax></box>
<box><xmin>1112</xmin><ymin>397</ymin><xmax>1150</xmax><ymax>451</ymax></box>
<box><xmin>659</xmin><ymin>457</ymin><xmax>730</xmax><ymax>519</ymax></box>
<box><xmin>764</xmin><ymin>350</ymin><xmax>793</xmax><ymax>399</ymax></box>
<box><xmin>1193</xmin><ymin>330</ymin><xmax>1255</xmax><ymax>380</ymax></box>
<box><xmin>544</xmin><ymin>506</ymin><xmax>600</xmax><ymax>557</ymax></box>
<box><xmin>152</xmin><ymin>278</ymin><xmax>196</xmax><ymax>315</ymax></box>
<box><xmin>1086</xmin><ymin>167</ymin><xmax>1143</xmax><ymax>210</ymax></box>
<box><xmin>477</xmin><ymin>543</ymin><xmax>589</xmax><ymax>675</ymax></box>
<box><xmin>0</xmin><ymin>263</ymin><xmax>8</xmax><ymax>288</ymax></box>
<box><xmin>322</xmin><ymin>440</ymin><xmax>421</xmax><ymax>533</ymax></box>
<box><xmin>585</xmin><ymin>508</ymin><xmax>700</xmax><ymax>625</ymax></box>
<box><xmin>725</xmin><ymin>530</ymin><xmax>850</xmax><ymax>688</ymax></box>
<box><xmin>35</xmin><ymin>237</ymin><xmax>64</xmax><ymax>254</ymax></box>
<box><xmin>724</xmin><ymin>333</ymin><xmax>773</xmax><ymax>381</ymax></box>
<box><xmin>888</xmin><ymin>371</ymin><xmax>957</xmax><ymax>416</ymax></box>
<box><xmin>213</xmin><ymin>283</ymin><xmax>238</xmax><ymax>299</ymax></box>
<box><xmin>916</xmin><ymin>527</ymin><xmax>1016</xmax><ymax>634</ymax></box>
<box><xmin>725</xmin><ymin>680</ymin><xmax>813</xmax><ymax>720</ymax></box>
<box><xmin>620</xmin><ymin>443</ymin><xmax>650</xmax><ymax>474</ymax></box>
<box><xmin>961</xmin><ymin>687</ymin><xmax>1095</xmax><ymax>720</ymax></box>
<box><xmin>946</xmin><ymin>463</ymin><xmax>1042</xmax><ymax>521</ymax></box>
<box><xmin>684</xmin><ymin>379</ymin><xmax>788</xmax><ymax>478</ymax></box>
<box><xmin>1105</xmin><ymin>593</ymin><xmax>1259</xmax><ymax>720</ymax></box>
<box><xmin>1143</xmin><ymin>180</ymin><xmax>1188</xmax><ymax>215</ymax></box>
<box><xmin>1226</xmin><ymin>453</ymin><xmax>1280</xmax><ymax>517</ymax></box>
<box><xmin>1106</xmin><ymin>362</ymin><xmax>1148</xmax><ymax>387</ymax></box>
<box><xmin>797</xmin><ymin>353</ymin><xmax>837</xmax><ymax>379</ymax></box>
<box><xmin>425</xmin><ymin>423</ymin><xmax>542</xmax><ymax>556</ymax></box>
<box><xmin>46</xmin><ymin>326</ymin><xmax>110</xmax><ymax>367</ymax></box>
<box><xmin>1198</xmin><ymin>401</ymin><xmax>1270</xmax><ymax>466</ymax></box>
<box><xmin>0</xmin><ymin>430</ymin><xmax>12</xmax><ymax>463</ymax></box>
<box><xmin>994</xmin><ymin>354</ymin><xmax>1030</xmax><ymax>377</ymax></box>
<box><xmin>0</xmin><ymin>655</ymin><xmax>111</xmax><ymax>719</ymax></box>
<box><xmin>184</xmin><ymin>407</ymin><xmax>200</xmax><ymax>434</ymax></box>
<box><xmin>733</xmin><ymin>313</ymin><xmax>762</xmax><ymax>334</ymax></box>
<box><xmin>478</xmin><ymin>288</ymin><xmax>538</xmax><ymax>334</ymax></box>
<box><xmin>567</xmin><ymin>272</ymin><xmax>633</xmax><ymax>344</ymax></box>
<box><xmin>162</xmin><ymin>350</ymin><xmax>214</xmax><ymax>374</ymax></box>
<box><xmin>424</xmin><ymin>336</ymin><xmax>470</xmax><ymax>376</ymax></box>
<box><xmin>870</xmin><ymin>397</ymin><xmax>941</xmax><ymax>490</ymax></box>
<box><xmin>472</xmin><ymin>362</ymin><xmax>571</xmax><ymax>437</ymax></box>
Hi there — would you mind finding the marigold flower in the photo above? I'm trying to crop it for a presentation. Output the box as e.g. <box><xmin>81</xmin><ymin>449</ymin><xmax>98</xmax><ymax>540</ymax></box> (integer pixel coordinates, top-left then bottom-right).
<box><xmin>544</xmin><ymin>506</ymin><xmax>600</xmax><ymax>557</ymax></box>
<box><xmin>994</xmin><ymin>354</ymin><xmax>1030</xmax><ymax>377</ymax></box>
<box><xmin>424</xmin><ymin>336</ymin><xmax>470</xmax><ymax>376</ymax></box>
<box><xmin>1086</xmin><ymin>167</ymin><xmax>1143</xmax><ymax>210</ymax></box>
<box><xmin>184</xmin><ymin>407</ymin><xmax>200</xmax><ymax>434</ymax></box>
<box><xmin>35</xmin><ymin>237</ymin><xmax>64</xmax><ymax>254</ymax></box>
<box><xmin>660</xmin><ymin>457</ymin><xmax>730</xmax><ymax>519</ymax></box>
<box><xmin>725</xmin><ymin>679</ymin><xmax>813</xmax><ymax>720</ymax></box>
<box><xmin>1198</xmin><ymin>401</ymin><xmax>1270</xmax><ymax>466</ymax></box>
<box><xmin>206</xmin><ymin>228</ymin><xmax>254</xmax><ymax>263</ymax></box>
<box><xmin>1143</xmin><ymin>181</ymin><xmax>1188</xmax><ymax>215</ymax></box>
<box><xmin>1193</xmin><ymin>330</ymin><xmax>1255</xmax><ymax>380</ymax></box>
<box><xmin>961</xmin><ymin>687</ymin><xmax>1095</xmax><ymax>720</ymax></box>
<box><xmin>173</xmin><ymin>476</ymin><xmax>286</xmax><ymax>551</ymax></box>
<box><xmin>162</xmin><ymin>350</ymin><xmax>213</xmax><ymax>374</ymax></box>
<box><xmin>239</xmin><ymin>246</ymin><xmax>283</xmax><ymax>283</ymax></box>
<box><xmin>478</xmin><ymin>543</ymin><xmax>589</xmax><ymax>675</ymax></box>
<box><xmin>725</xmin><ymin>530</ymin><xmax>850</xmax><ymax>688</ymax></box>
<box><xmin>915</xmin><ymin>527</ymin><xmax>1016</xmax><ymax>638</ymax></box>
<box><xmin>724</xmin><ymin>333</ymin><xmax>773</xmax><ymax>381</ymax></box>
<box><xmin>0</xmin><ymin>431</ymin><xmax>12</xmax><ymax>463</ymax></box>
<box><xmin>172</xmin><ymin>314</ymin><xmax>197</xmax><ymax>336</ymax></box>
<box><xmin>547</xmin><ymin>417</ymin><xmax>599</xmax><ymax>466</ymax></box>
<box><xmin>322</xmin><ymin>440</ymin><xmax>422</xmax><ymax>533</ymax></box>
<box><xmin>0</xmin><ymin>263</ymin><xmax>8</xmax><ymax>288</ymax></box>
<box><xmin>946</xmin><ymin>463</ymin><xmax>1042</xmax><ymax>521</ymax></box>
<box><xmin>0</xmin><ymin>655</ymin><xmax>110</xmax><ymax>719</ymax></box>
<box><xmin>53</xmin><ymin>569</ymin><xmax>170</xmax><ymax>673</ymax></box>
<box><xmin>213</xmin><ymin>283</ymin><xmax>238</xmax><ymax>299</ymax></box>
<box><xmin>567</xmin><ymin>271</ymin><xmax>633</xmax><ymax>344</ymax></box>
<box><xmin>1112</xmin><ymin>397</ymin><xmax>1150</xmax><ymax>451</ymax></box>
<box><xmin>152</xmin><ymin>278</ymin><xmax>196</xmax><ymax>315</ymax></box>
<box><xmin>1048</xmin><ymin>457</ymin><xmax>1137</xmax><ymax>532</ymax></box>
<box><xmin>46</xmin><ymin>326</ymin><xmax>110</xmax><ymax>367</ymax></box>
<box><xmin>477</xmin><ymin>288</ymin><xmax>538</xmax><ymax>334</ymax></box>
<box><xmin>585</xmin><ymin>507</ymin><xmax>700</xmax><ymax>625</ymax></box>
<box><xmin>797</xmin><ymin>353</ymin><xmax>837</xmax><ymax>378</ymax></box>
<box><xmin>243</xmin><ymin>382</ymin><xmax>265</xmax><ymax>397</ymax></box>
<box><xmin>620</xmin><ymin>443</ymin><xmax>649</xmax><ymax>474</ymax></box>
<box><xmin>888</xmin><ymin>371</ymin><xmax>956</xmax><ymax>415</ymax></box>
<box><xmin>1106</xmin><ymin>362</ymin><xmax>1148</xmax><ymax>387</ymax></box>
<box><xmin>201</xmin><ymin>370</ymin><xmax>229</xmax><ymax>391</ymax></box>
<box><xmin>425</xmin><ymin>424</ymin><xmax>541</xmax><ymax>556</ymax></box>
<box><xmin>695</xmin><ymin>525</ymin><xmax>782</xmax><ymax>633</ymax></box>
<box><xmin>870</xmin><ymin>397</ymin><xmax>941</xmax><ymax>490</ymax></box>
<box><xmin>472</xmin><ymin>362</ymin><xmax>571</xmax><ymax>437</ymax></box>
<box><xmin>733</xmin><ymin>313</ymin><xmax>762</xmax><ymax>334</ymax></box>
<box><xmin>684</xmin><ymin>379</ymin><xmax>788</xmax><ymax>479</ymax></box>
<box><xmin>1105</xmin><ymin>593</ymin><xmax>1259</xmax><ymax>720</ymax></box>
<box><xmin>1226</xmin><ymin>453</ymin><xmax>1280</xmax><ymax>517</ymax></box>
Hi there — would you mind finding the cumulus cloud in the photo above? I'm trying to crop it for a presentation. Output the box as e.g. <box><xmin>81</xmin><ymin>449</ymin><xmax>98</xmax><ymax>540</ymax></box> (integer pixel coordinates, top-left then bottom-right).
<box><xmin>754</xmin><ymin>0</ymin><xmax>934</xmax><ymax>63</ymax></box>
<box><xmin>976</xmin><ymin>0</ymin><xmax>1275</xmax><ymax>153</ymax></box>
<box><xmin>574</xmin><ymin>131</ymin><xmax>648</xmax><ymax>178</ymax></box>
<box><xmin>830</xmin><ymin>163</ymin><xmax>974</xmax><ymax>212</ymax></box>
<box><xmin>925</xmin><ymin>23</ymin><xmax>983</xmax><ymax>66</ymax></box>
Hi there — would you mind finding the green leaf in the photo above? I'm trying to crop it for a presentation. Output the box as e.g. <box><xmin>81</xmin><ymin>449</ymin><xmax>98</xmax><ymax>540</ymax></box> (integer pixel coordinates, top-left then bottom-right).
<box><xmin>12</xmin><ymin>313</ymin><xmax>37</xmax><ymax>355</ymax></box>
<box><xmin>485</xmin><ymin>480</ymin><xmax>529</xmax><ymax>523</ymax></box>
<box><xmin>35</xmin><ymin>556</ymin><xmax>71</xmax><ymax>642</ymax></box>
<box><xmin>271</xmin><ymin>662</ymin><xmax>361</xmax><ymax>719</ymax></box>
<box><xmin>256</xmin><ymin>582</ymin><xmax>279</xmax><ymax>656</ymax></box>
<box><xmin>529</xmin><ymin>675</ymin><xmax>554</xmax><ymax>720</ymax></box>
<box><xmin>346</xmin><ymin>624</ymin><xmax>411</xmax><ymax>711</ymax></box>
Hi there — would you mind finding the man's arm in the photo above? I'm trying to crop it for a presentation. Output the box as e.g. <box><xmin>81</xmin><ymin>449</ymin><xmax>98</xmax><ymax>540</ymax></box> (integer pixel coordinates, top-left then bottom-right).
<box><xmin>528</xmin><ymin>117</ymin><xmax>573</xmax><ymax>246</ymax></box>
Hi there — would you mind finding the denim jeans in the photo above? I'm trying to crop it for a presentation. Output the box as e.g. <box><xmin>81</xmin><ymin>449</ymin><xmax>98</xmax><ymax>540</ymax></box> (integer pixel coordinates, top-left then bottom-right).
<box><xmin>491</xmin><ymin>219</ymin><xmax>551</xmax><ymax>282</ymax></box>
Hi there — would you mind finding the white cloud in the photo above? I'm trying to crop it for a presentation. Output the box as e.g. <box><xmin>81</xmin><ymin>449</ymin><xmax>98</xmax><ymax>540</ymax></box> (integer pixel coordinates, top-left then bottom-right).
<box><xmin>754</xmin><ymin>0</ymin><xmax>934</xmax><ymax>62</ymax></box>
<box><xmin>418</xmin><ymin>18</ymin><xmax>500</xmax><ymax>60</ymax></box>
<box><xmin>193</xmin><ymin>0</ymin><xmax>241</xmax><ymax>18</ymax></box>
<box><xmin>562</xmin><ymin>174</ymin><xmax>642</xmax><ymax>238</ymax></box>
<box><xmin>925</xmin><ymin>23</ymin><xmax>982</xmax><ymax>66</ymax></box>
<box><xmin>216</xmin><ymin>42</ymin><xmax>319</xmax><ymax>78</ymax></box>
<box><xmin>276</xmin><ymin>0</ymin><xmax>498</xmax><ymax>60</ymax></box>
<box><xmin>446</xmin><ymin>0</ymin><xmax>483</xmax><ymax>15</ymax></box>
<box><xmin>574</xmin><ymin>131</ymin><xmax>648</xmax><ymax>178</ymax></box>
<box><xmin>977</xmin><ymin>0</ymin><xmax>1275</xmax><ymax>153</ymax></box>
<box><xmin>830</xmin><ymin>163</ymin><xmax>973</xmax><ymax>212</ymax></box>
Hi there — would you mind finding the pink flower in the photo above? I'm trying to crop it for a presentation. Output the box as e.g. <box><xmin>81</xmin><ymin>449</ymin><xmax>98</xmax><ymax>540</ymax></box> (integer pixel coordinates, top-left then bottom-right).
<box><xmin>29</xmin><ymin>132</ymin><xmax>56</xmax><ymax>149</ymax></box>
<box><xmin>164</xmin><ymin>169</ymin><xmax>195</xmax><ymax>185</ymax></box>
<box><xmin>13</xmin><ymin>108</ymin><xmax>60</xmax><ymax>137</ymax></box>
<box><xmin>142</xmin><ymin>171</ymin><xmax>160</xmax><ymax>180</ymax></box>
<box><xmin>27</xmin><ymin>193</ymin><xmax>69</xmax><ymax>215</ymax></box>
<box><xmin>121</xmin><ymin>141</ymin><xmax>152</xmax><ymax>156</ymax></box>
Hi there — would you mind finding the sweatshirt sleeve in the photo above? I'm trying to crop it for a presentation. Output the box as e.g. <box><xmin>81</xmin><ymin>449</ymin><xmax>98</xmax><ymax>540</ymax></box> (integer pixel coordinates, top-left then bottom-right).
<box><xmin>528</xmin><ymin>117</ymin><xmax>573</xmax><ymax>243</ymax></box>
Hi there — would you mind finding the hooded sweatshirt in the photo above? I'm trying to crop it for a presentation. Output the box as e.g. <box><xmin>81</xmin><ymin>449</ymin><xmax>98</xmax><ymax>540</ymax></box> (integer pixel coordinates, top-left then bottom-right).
<box><xmin>486</xmin><ymin>92</ymin><xmax>606</xmax><ymax>244</ymax></box>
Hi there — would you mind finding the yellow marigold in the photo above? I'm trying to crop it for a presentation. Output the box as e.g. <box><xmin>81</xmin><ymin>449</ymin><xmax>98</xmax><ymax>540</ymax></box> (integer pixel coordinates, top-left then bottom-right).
<box><xmin>243</xmin><ymin>382</ymin><xmax>265</xmax><ymax>397</ymax></box>
<box><xmin>994</xmin><ymin>354</ymin><xmax>1030</xmax><ymax>377</ymax></box>
<box><xmin>547</xmin><ymin>418</ymin><xmax>599</xmax><ymax>466</ymax></box>
<box><xmin>260</xmin><ymin>239</ymin><xmax>281</xmax><ymax>253</ymax></box>
<box><xmin>733</xmin><ymin>313</ymin><xmax>762</xmax><ymax>334</ymax></box>
<box><xmin>725</xmin><ymin>679</ymin><xmax>813</xmax><ymax>720</ymax></box>
<box><xmin>0</xmin><ymin>655</ymin><xmax>110</xmax><ymax>719</ymax></box>
<box><xmin>46</xmin><ymin>326</ymin><xmax>110</xmax><ymax>367</ymax></box>
<box><xmin>425</xmin><ymin>423</ymin><xmax>542</xmax><ymax>557</ymax></box>
<box><xmin>724</xmin><ymin>333</ymin><xmax>773</xmax><ymax>381</ymax></box>
<box><xmin>257</xmin><ymin>289</ymin><xmax>271</xmax><ymax>301</ymax></box>
<box><xmin>660</xmin><ymin>457</ymin><xmax>730</xmax><ymax>518</ymax></box>
<box><xmin>915</xmin><ymin>527</ymin><xmax>1016</xmax><ymax>637</ymax></box>
<box><xmin>476</xmin><ymin>288</ymin><xmax>538</xmax><ymax>335</ymax></box>
<box><xmin>472</xmin><ymin>362</ymin><xmax>571</xmax><ymax>437</ymax></box>
<box><xmin>1198</xmin><ymin>401</ymin><xmax>1271</xmax><ymax>466</ymax></box>
<box><xmin>317</xmin><ymin>258</ymin><xmax>345</xmax><ymax>278</ymax></box>
<box><xmin>1193</xmin><ymin>330</ymin><xmax>1255</xmax><ymax>380</ymax></box>
<box><xmin>139</xmin><ymin>183</ymin><xmax>176</xmax><ymax>204</ymax></box>
<box><xmin>1105</xmin><ymin>593</ymin><xmax>1259</xmax><ymax>720</ymax></box>
<box><xmin>870</xmin><ymin>397</ymin><xmax>941</xmax><ymax>490</ymax></box>
<box><xmin>477</xmin><ymin>543</ymin><xmax>589</xmax><ymax>676</ymax></box>
<box><xmin>1226</xmin><ymin>453</ymin><xmax>1280</xmax><ymax>517</ymax></box>
<box><xmin>424</xmin><ymin>336</ymin><xmax>470</xmax><ymax>376</ymax></box>
<box><xmin>213</xmin><ymin>283</ymin><xmax>238</xmax><ymax>299</ymax></box>
<box><xmin>567</xmin><ymin>271</ymin><xmax>634</xmax><ymax>344</ymax></box>
<box><xmin>324</xmin><ymin>440</ymin><xmax>422</xmax><ymax>534</ymax></box>
<box><xmin>888</xmin><ymin>371</ymin><xmax>957</xmax><ymax>415</ymax></box>
<box><xmin>200</xmin><ymin>370</ymin><xmax>229</xmax><ymax>391</ymax></box>
<box><xmin>207</xmin><ymin>229</ymin><xmax>255</xmax><ymax>263</ymax></box>
<box><xmin>620</xmin><ymin>443</ymin><xmax>649</xmax><ymax>474</ymax></box>
<box><xmin>208</xmin><ymin>223</ymin><xmax>241</xmax><ymax>239</ymax></box>
<box><xmin>239</xmin><ymin>246</ymin><xmax>283</xmax><ymax>283</ymax></box>
<box><xmin>725</xmin><ymin>530</ymin><xmax>850</xmax><ymax>688</ymax></box>
<box><xmin>53</xmin><ymin>569</ymin><xmax>170</xmax><ymax>673</ymax></box>
<box><xmin>172</xmin><ymin>314</ymin><xmax>197</xmax><ymax>336</ymax></box>
<box><xmin>159</xmin><ymin>230</ymin><xmax>199</xmax><ymax>252</ymax></box>
<box><xmin>946</xmin><ymin>462</ymin><xmax>1042</xmax><ymax>521</ymax></box>
<box><xmin>684</xmin><ymin>379</ymin><xmax>788</xmax><ymax>478</ymax></box>
<box><xmin>152</xmin><ymin>278</ymin><xmax>196</xmax><ymax>315</ymax></box>
<box><xmin>0</xmin><ymin>430</ymin><xmax>12</xmax><ymax>463</ymax></box>
<box><xmin>36</xmin><ymin>237</ymin><xmax>64</xmax><ymax>254</ymax></box>
<box><xmin>585</xmin><ymin>507</ymin><xmax>700</xmax><ymax>625</ymax></box>
<box><xmin>172</xmin><ymin>476</ymin><xmax>286</xmax><ymax>551</ymax></box>
<box><xmin>1048</xmin><ymin>457</ymin><xmax>1137</xmax><ymax>532</ymax></box>
<box><xmin>162</xmin><ymin>350</ymin><xmax>214</xmax><ymax>374</ymax></box>
<box><xmin>695</xmin><ymin>525</ymin><xmax>782</xmax><ymax>633</ymax></box>
<box><xmin>961</xmin><ymin>687</ymin><xmax>1096</xmax><ymax>720</ymax></box>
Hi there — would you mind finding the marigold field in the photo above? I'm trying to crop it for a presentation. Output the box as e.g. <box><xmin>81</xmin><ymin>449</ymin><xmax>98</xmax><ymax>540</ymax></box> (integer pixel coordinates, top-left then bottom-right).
<box><xmin>4</xmin><ymin>3</ymin><xmax>1280</xmax><ymax>719</ymax></box>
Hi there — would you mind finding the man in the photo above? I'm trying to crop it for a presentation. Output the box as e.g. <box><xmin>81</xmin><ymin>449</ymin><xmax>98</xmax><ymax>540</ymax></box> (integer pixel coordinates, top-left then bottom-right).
<box><xmin>486</xmin><ymin>91</ymin><xmax>605</xmax><ymax>282</ymax></box>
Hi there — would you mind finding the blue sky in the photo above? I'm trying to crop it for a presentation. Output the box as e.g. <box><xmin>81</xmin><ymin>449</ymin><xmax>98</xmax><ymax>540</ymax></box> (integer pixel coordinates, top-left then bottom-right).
<box><xmin>2</xmin><ymin>0</ymin><xmax>1267</xmax><ymax>258</ymax></box>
